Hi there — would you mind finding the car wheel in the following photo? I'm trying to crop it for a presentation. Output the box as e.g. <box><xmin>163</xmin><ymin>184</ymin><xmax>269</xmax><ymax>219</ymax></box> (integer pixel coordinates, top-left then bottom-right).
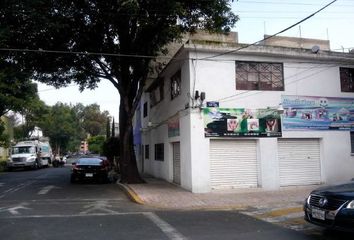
<box><xmin>32</xmin><ymin>161</ymin><xmax>39</xmax><ymax>170</ymax></box>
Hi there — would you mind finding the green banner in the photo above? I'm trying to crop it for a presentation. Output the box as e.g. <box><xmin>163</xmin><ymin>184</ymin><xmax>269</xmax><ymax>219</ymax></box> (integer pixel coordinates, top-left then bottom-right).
<box><xmin>203</xmin><ymin>108</ymin><xmax>282</xmax><ymax>137</ymax></box>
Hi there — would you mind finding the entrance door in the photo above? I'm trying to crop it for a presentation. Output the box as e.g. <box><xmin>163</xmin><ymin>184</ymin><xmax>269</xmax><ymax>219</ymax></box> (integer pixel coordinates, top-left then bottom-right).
<box><xmin>173</xmin><ymin>142</ymin><xmax>181</xmax><ymax>185</ymax></box>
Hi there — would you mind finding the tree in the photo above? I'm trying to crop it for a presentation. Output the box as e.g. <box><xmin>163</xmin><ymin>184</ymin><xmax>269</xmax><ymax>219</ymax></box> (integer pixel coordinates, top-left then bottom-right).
<box><xmin>0</xmin><ymin>119</ymin><xmax>10</xmax><ymax>147</ymax></box>
<box><xmin>16</xmin><ymin>99</ymin><xmax>49</xmax><ymax>140</ymax></box>
<box><xmin>0</xmin><ymin>61</ymin><xmax>38</xmax><ymax>140</ymax></box>
<box><xmin>87</xmin><ymin>135</ymin><xmax>105</xmax><ymax>154</ymax></box>
<box><xmin>79</xmin><ymin>104</ymin><xmax>110</xmax><ymax>137</ymax></box>
<box><xmin>40</xmin><ymin>103</ymin><xmax>84</xmax><ymax>154</ymax></box>
<box><xmin>0</xmin><ymin>61</ymin><xmax>38</xmax><ymax>117</ymax></box>
<box><xmin>0</xmin><ymin>0</ymin><xmax>238</xmax><ymax>183</ymax></box>
<box><xmin>111</xmin><ymin>118</ymin><xmax>116</xmax><ymax>138</ymax></box>
<box><xmin>106</xmin><ymin>117</ymin><xmax>111</xmax><ymax>139</ymax></box>
<box><xmin>102</xmin><ymin>136</ymin><xmax>120</xmax><ymax>170</ymax></box>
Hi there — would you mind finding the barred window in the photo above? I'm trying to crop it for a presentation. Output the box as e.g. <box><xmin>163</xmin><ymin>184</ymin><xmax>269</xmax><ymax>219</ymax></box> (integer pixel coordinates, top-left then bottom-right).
<box><xmin>236</xmin><ymin>61</ymin><xmax>284</xmax><ymax>91</ymax></box>
<box><xmin>143</xmin><ymin>102</ymin><xmax>148</xmax><ymax>118</ymax></box>
<box><xmin>154</xmin><ymin>143</ymin><xmax>164</xmax><ymax>161</ymax></box>
<box><xmin>171</xmin><ymin>70</ymin><xmax>181</xmax><ymax>99</ymax></box>
<box><xmin>145</xmin><ymin>145</ymin><xmax>149</xmax><ymax>159</ymax></box>
<box><xmin>340</xmin><ymin>67</ymin><xmax>354</xmax><ymax>92</ymax></box>
<box><xmin>150</xmin><ymin>78</ymin><xmax>164</xmax><ymax>107</ymax></box>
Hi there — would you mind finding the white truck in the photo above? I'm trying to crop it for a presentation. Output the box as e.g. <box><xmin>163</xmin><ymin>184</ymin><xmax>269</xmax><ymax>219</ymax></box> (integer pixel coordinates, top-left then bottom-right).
<box><xmin>7</xmin><ymin>139</ymin><xmax>53</xmax><ymax>170</ymax></box>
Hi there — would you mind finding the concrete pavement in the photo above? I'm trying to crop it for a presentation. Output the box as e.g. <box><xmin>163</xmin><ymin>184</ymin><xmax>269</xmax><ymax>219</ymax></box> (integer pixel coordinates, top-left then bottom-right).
<box><xmin>119</xmin><ymin>176</ymin><xmax>317</xmax><ymax>210</ymax></box>
<box><xmin>118</xmin><ymin>176</ymin><xmax>321</xmax><ymax>232</ymax></box>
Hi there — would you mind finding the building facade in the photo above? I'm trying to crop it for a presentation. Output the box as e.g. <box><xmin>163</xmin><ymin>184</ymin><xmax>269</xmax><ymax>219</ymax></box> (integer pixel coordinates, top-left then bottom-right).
<box><xmin>134</xmin><ymin>33</ymin><xmax>354</xmax><ymax>193</ymax></box>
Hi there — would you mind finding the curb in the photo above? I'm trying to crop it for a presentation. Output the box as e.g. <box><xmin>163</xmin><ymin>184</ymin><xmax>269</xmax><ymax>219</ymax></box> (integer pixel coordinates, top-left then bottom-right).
<box><xmin>117</xmin><ymin>182</ymin><xmax>145</xmax><ymax>205</ymax></box>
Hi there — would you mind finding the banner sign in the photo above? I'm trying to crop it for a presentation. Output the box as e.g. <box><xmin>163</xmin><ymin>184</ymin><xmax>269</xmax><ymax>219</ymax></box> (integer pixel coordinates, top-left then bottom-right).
<box><xmin>168</xmin><ymin>115</ymin><xmax>180</xmax><ymax>138</ymax></box>
<box><xmin>203</xmin><ymin>108</ymin><xmax>282</xmax><ymax>137</ymax></box>
<box><xmin>282</xmin><ymin>95</ymin><xmax>354</xmax><ymax>131</ymax></box>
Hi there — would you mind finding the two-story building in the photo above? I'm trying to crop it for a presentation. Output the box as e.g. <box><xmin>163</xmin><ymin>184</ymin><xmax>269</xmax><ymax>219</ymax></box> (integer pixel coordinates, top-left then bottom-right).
<box><xmin>134</xmin><ymin>32</ymin><xmax>354</xmax><ymax>193</ymax></box>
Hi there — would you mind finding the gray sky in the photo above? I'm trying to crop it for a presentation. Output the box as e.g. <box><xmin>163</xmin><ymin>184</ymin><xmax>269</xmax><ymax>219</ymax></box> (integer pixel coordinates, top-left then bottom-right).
<box><xmin>37</xmin><ymin>0</ymin><xmax>354</xmax><ymax>119</ymax></box>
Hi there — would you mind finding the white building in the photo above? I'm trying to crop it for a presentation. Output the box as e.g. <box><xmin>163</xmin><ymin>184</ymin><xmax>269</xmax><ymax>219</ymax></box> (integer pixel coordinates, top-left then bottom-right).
<box><xmin>134</xmin><ymin>33</ymin><xmax>354</xmax><ymax>193</ymax></box>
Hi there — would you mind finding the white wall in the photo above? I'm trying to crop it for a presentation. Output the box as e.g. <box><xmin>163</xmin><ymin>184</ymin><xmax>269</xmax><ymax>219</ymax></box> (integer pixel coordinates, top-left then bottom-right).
<box><xmin>140</xmin><ymin>47</ymin><xmax>354</xmax><ymax>192</ymax></box>
<box><xmin>188</xmin><ymin>51</ymin><xmax>354</xmax><ymax>191</ymax></box>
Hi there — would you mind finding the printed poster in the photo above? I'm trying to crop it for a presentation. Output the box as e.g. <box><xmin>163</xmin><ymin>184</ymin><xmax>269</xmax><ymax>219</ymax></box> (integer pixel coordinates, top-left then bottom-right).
<box><xmin>282</xmin><ymin>95</ymin><xmax>354</xmax><ymax>130</ymax></box>
<box><xmin>203</xmin><ymin>108</ymin><xmax>282</xmax><ymax>137</ymax></box>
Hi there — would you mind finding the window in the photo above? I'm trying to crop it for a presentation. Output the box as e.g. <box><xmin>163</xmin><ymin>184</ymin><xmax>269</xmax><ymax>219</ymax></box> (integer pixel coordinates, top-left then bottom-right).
<box><xmin>145</xmin><ymin>145</ymin><xmax>149</xmax><ymax>159</ymax></box>
<box><xmin>171</xmin><ymin>70</ymin><xmax>181</xmax><ymax>99</ymax></box>
<box><xmin>154</xmin><ymin>143</ymin><xmax>164</xmax><ymax>161</ymax></box>
<box><xmin>340</xmin><ymin>67</ymin><xmax>354</xmax><ymax>92</ymax></box>
<box><xmin>236</xmin><ymin>61</ymin><xmax>284</xmax><ymax>91</ymax></box>
<box><xmin>150</xmin><ymin>79</ymin><xmax>164</xmax><ymax>107</ymax></box>
<box><xmin>351</xmin><ymin>132</ymin><xmax>354</xmax><ymax>154</ymax></box>
<box><xmin>143</xmin><ymin>102</ymin><xmax>148</xmax><ymax>118</ymax></box>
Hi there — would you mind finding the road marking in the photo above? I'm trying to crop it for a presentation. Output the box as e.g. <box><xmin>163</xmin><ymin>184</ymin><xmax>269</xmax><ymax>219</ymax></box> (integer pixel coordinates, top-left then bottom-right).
<box><xmin>38</xmin><ymin>185</ymin><xmax>59</xmax><ymax>195</ymax></box>
<box><xmin>2</xmin><ymin>211</ymin><xmax>145</xmax><ymax>219</ymax></box>
<box><xmin>0</xmin><ymin>202</ymin><xmax>31</xmax><ymax>215</ymax></box>
<box><xmin>143</xmin><ymin>212</ymin><xmax>188</xmax><ymax>240</ymax></box>
<box><xmin>0</xmin><ymin>183</ymin><xmax>4</xmax><ymax>187</ymax></box>
<box><xmin>80</xmin><ymin>200</ymin><xmax>119</xmax><ymax>214</ymax></box>
<box><xmin>0</xmin><ymin>181</ymin><xmax>36</xmax><ymax>199</ymax></box>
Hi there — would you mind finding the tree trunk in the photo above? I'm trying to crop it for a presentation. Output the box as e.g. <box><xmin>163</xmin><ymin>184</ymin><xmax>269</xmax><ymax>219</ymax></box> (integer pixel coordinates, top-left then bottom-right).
<box><xmin>118</xmin><ymin>98</ymin><xmax>144</xmax><ymax>184</ymax></box>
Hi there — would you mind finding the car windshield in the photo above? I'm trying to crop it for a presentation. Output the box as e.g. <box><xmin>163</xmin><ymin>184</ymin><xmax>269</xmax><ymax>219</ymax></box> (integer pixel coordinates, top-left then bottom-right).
<box><xmin>12</xmin><ymin>146</ymin><xmax>35</xmax><ymax>154</ymax></box>
<box><xmin>77</xmin><ymin>158</ymin><xmax>102</xmax><ymax>165</ymax></box>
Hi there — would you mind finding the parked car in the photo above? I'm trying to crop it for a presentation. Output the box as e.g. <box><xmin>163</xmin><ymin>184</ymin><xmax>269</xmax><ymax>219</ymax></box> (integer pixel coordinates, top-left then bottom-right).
<box><xmin>304</xmin><ymin>180</ymin><xmax>354</xmax><ymax>232</ymax></box>
<box><xmin>70</xmin><ymin>157</ymin><xmax>110</xmax><ymax>183</ymax></box>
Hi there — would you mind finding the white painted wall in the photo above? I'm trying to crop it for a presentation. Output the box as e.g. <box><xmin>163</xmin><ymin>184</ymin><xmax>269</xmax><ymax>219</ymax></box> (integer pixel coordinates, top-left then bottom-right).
<box><xmin>139</xmin><ymin>46</ymin><xmax>354</xmax><ymax>192</ymax></box>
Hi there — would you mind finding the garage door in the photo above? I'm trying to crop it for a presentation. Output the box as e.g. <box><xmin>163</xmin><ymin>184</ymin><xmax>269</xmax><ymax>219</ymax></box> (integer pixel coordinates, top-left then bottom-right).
<box><xmin>210</xmin><ymin>140</ymin><xmax>258</xmax><ymax>189</ymax></box>
<box><xmin>278</xmin><ymin>139</ymin><xmax>321</xmax><ymax>186</ymax></box>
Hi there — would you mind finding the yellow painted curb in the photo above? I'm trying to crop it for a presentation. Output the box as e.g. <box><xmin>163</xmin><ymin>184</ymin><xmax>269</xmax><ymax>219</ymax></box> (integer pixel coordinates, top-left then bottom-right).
<box><xmin>117</xmin><ymin>183</ymin><xmax>145</xmax><ymax>205</ymax></box>
<box><xmin>256</xmin><ymin>206</ymin><xmax>303</xmax><ymax>218</ymax></box>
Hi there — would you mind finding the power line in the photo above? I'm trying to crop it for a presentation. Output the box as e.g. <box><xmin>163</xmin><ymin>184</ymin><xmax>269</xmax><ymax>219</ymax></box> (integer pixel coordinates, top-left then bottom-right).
<box><xmin>235</xmin><ymin>0</ymin><xmax>353</xmax><ymax>7</ymax></box>
<box><xmin>0</xmin><ymin>47</ymin><xmax>172</xmax><ymax>60</ymax></box>
<box><xmin>199</xmin><ymin>0</ymin><xmax>338</xmax><ymax>60</ymax></box>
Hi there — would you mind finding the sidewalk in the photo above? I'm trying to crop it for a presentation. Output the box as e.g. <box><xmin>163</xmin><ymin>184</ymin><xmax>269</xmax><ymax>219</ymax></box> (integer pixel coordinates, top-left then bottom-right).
<box><xmin>119</xmin><ymin>176</ymin><xmax>318</xmax><ymax>210</ymax></box>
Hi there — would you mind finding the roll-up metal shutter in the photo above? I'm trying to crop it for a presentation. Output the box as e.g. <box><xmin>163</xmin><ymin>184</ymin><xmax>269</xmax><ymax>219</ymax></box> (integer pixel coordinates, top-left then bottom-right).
<box><xmin>210</xmin><ymin>140</ymin><xmax>258</xmax><ymax>189</ymax></box>
<box><xmin>173</xmin><ymin>142</ymin><xmax>181</xmax><ymax>185</ymax></box>
<box><xmin>278</xmin><ymin>139</ymin><xmax>321</xmax><ymax>186</ymax></box>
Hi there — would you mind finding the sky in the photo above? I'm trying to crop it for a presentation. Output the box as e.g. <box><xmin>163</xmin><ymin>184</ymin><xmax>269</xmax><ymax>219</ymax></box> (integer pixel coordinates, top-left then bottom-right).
<box><xmin>37</xmin><ymin>0</ymin><xmax>354</xmax><ymax>119</ymax></box>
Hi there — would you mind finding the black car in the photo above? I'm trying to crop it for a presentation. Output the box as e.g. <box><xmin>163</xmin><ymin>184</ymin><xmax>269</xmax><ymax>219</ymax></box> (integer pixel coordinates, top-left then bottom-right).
<box><xmin>304</xmin><ymin>180</ymin><xmax>354</xmax><ymax>232</ymax></box>
<box><xmin>70</xmin><ymin>157</ymin><xmax>110</xmax><ymax>183</ymax></box>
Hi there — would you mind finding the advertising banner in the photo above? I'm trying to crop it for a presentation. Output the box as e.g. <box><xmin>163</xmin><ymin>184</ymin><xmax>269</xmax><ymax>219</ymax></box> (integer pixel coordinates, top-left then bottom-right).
<box><xmin>203</xmin><ymin>108</ymin><xmax>282</xmax><ymax>137</ymax></box>
<box><xmin>282</xmin><ymin>95</ymin><xmax>354</xmax><ymax>131</ymax></box>
<box><xmin>168</xmin><ymin>115</ymin><xmax>180</xmax><ymax>138</ymax></box>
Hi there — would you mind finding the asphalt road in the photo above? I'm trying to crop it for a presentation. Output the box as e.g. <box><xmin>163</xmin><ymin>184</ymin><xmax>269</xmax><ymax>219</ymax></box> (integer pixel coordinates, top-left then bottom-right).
<box><xmin>0</xmin><ymin>166</ymin><xmax>352</xmax><ymax>240</ymax></box>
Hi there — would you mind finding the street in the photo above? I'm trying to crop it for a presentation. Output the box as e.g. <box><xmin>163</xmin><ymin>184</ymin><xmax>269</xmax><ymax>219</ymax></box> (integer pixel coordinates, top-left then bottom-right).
<box><xmin>0</xmin><ymin>167</ymin><xmax>352</xmax><ymax>240</ymax></box>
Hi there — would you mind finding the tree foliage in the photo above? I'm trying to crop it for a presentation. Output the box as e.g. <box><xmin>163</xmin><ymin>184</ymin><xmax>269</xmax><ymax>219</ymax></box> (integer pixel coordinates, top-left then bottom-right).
<box><xmin>0</xmin><ymin>0</ymin><xmax>238</xmax><ymax>183</ymax></box>
<box><xmin>13</xmin><ymin>102</ymin><xmax>111</xmax><ymax>154</ymax></box>
<box><xmin>87</xmin><ymin>135</ymin><xmax>105</xmax><ymax>154</ymax></box>
<box><xmin>0</xmin><ymin>119</ymin><xmax>10</xmax><ymax>147</ymax></box>
<box><xmin>78</xmin><ymin>104</ymin><xmax>110</xmax><ymax>137</ymax></box>
<box><xmin>0</xmin><ymin>61</ymin><xmax>38</xmax><ymax>117</ymax></box>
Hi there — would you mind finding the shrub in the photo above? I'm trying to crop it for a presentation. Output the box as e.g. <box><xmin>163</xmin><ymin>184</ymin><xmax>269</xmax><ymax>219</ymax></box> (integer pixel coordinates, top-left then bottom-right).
<box><xmin>0</xmin><ymin>159</ymin><xmax>7</xmax><ymax>172</ymax></box>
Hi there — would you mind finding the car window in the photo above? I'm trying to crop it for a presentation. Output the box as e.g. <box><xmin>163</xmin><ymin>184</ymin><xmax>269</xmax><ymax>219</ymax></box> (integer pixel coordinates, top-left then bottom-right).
<box><xmin>77</xmin><ymin>158</ymin><xmax>102</xmax><ymax>165</ymax></box>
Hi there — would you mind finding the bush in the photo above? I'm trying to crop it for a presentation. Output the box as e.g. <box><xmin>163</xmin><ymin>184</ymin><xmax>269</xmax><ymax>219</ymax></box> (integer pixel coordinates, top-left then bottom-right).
<box><xmin>0</xmin><ymin>159</ymin><xmax>7</xmax><ymax>172</ymax></box>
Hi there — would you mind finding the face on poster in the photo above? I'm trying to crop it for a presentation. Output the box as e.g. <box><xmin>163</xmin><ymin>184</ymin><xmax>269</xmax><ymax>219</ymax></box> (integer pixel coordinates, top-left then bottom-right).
<box><xmin>203</xmin><ymin>107</ymin><xmax>281</xmax><ymax>137</ymax></box>
<box><xmin>282</xmin><ymin>95</ymin><xmax>354</xmax><ymax>130</ymax></box>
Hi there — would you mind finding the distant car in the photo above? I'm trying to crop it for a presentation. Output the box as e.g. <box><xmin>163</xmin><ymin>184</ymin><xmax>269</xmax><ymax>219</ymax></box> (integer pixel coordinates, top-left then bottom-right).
<box><xmin>304</xmin><ymin>180</ymin><xmax>354</xmax><ymax>232</ymax></box>
<box><xmin>70</xmin><ymin>157</ymin><xmax>110</xmax><ymax>183</ymax></box>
